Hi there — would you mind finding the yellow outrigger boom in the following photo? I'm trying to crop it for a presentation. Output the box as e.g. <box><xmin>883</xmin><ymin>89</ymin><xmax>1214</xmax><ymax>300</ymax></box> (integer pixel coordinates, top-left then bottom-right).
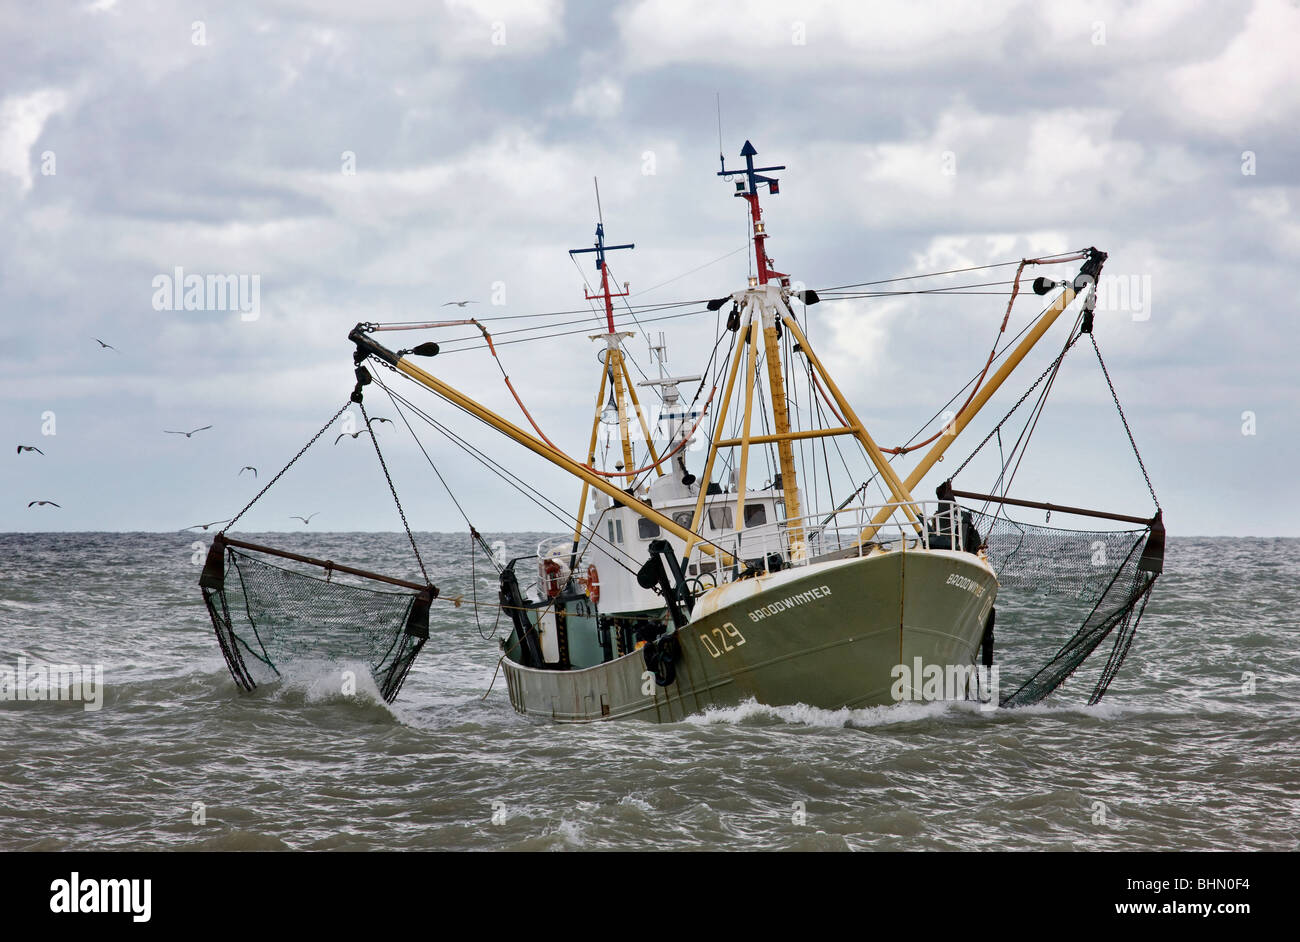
<box><xmin>348</xmin><ymin>328</ymin><xmax>734</xmax><ymax>564</ymax></box>
<box><xmin>858</xmin><ymin>275</ymin><xmax>1087</xmax><ymax>543</ymax></box>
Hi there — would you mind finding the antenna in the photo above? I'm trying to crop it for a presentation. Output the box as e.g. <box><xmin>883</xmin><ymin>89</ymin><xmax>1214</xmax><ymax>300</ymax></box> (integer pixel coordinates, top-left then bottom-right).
<box><xmin>716</xmin><ymin>92</ymin><xmax>724</xmax><ymax>173</ymax></box>
<box><xmin>593</xmin><ymin>176</ymin><xmax>604</xmax><ymax>228</ymax></box>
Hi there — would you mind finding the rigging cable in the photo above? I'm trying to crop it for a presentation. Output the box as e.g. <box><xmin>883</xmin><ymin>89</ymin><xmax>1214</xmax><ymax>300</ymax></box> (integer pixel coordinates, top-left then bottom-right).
<box><xmin>372</xmin><ymin>371</ymin><xmax>644</xmax><ymax>574</ymax></box>
<box><xmin>219</xmin><ymin>400</ymin><xmax>352</xmax><ymax>536</ymax></box>
<box><xmin>947</xmin><ymin>330</ymin><xmax>1084</xmax><ymax>485</ymax></box>
<box><xmin>374</xmin><ymin>365</ymin><xmax>742</xmax><ymax>567</ymax></box>
<box><xmin>814</xmin><ymin>250</ymin><xmax>1089</xmax><ymax>293</ymax></box>
<box><xmin>981</xmin><ymin>313</ymin><xmax>1084</xmax><ymax>521</ymax></box>
<box><xmin>373</xmin><ymin>373</ymin><xmax>506</xmax><ymax>638</ymax></box>
<box><xmin>1091</xmin><ymin>333</ymin><xmax>1161</xmax><ymax>511</ymax></box>
<box><xmin>878</xmin><ymin>255</ymin><xmax>1087</xmax><ymax>456</ymax></box>
<box><xmin>358</xmin><ymin>399</ymin><xmax>431</xmax><ymax>586</ymax></box>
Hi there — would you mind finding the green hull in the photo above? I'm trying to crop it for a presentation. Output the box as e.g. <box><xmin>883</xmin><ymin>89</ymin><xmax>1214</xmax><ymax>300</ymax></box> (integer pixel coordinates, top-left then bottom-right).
<box><xmin>502</xmin><ymin>548</ymin><xmax>998</xmax><ymax>724</ymax></box>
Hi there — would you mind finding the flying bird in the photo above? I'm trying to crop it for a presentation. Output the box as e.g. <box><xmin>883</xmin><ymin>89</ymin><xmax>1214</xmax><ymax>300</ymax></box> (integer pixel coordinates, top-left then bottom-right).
<box><xmin>441</xmin><ymin>300</ymin><xmax>477</xmax><ymax>308</ymax></box>
<box><xmin>183</xmin><ymin>520</ymin><xmax>228</xmax><ymax>531</ymax></box>
<box><xmin>334</xmin><ymin>430</ymin><xmax>373</xmax><ymax>445</ymax></box>
<box><xmin>366</xmin><ymin>416</ymin><xmax>392</xmax><ymax>428</ymax></box>
<box><xmin>165</xmin><ymin>426</ymin><xmax>213</xmax><ymax>438</ymax></box>
<box><xmin>16</xmin><ymin>445</ymin><xmax>44</xmax><ymax>455</ymax></box>
<box><xmin>239</xmin><ymin>466</ymin><xmax>257</xmax><ymax>477</ymax></box>
<box><xmin>28</xmin><ymin>501</ymin><xmax>61</xmax><ymax>508</ymax></box>
<box><xmin>290</xmin><ymin>513</ymin><xmax>319</xmax><ymax>525</ymax></box>
<box><xmin>92</xmin><ymin>338</ymin><xmax>117</xmax><ymax>351</ymax></box>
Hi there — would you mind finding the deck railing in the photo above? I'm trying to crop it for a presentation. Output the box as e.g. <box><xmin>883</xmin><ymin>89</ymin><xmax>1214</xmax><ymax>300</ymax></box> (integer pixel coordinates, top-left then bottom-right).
<box><xmin>682</xmin><ymin>500</ymin><xmax>970</xmax><ymax>590</ymax></box>
<box><xmin>538</xmin><ymin>499</ymin><xmax>973</xmax><ymax>598</ymax></box>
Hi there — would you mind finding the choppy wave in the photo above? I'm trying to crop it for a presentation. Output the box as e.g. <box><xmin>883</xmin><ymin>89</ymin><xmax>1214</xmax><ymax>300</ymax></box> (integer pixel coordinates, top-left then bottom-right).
<box><xmin>1</xmin><ymin>532</ymin><xmax>1297</xmax><ymax>851</ymax></box>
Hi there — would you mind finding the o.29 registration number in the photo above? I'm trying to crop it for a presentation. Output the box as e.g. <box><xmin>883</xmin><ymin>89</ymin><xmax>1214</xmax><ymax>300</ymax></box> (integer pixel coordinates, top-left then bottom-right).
<box><xmin>698</xmin><ymin>622</ymin><xmax>746</xmax><ymax>658</ymax></box>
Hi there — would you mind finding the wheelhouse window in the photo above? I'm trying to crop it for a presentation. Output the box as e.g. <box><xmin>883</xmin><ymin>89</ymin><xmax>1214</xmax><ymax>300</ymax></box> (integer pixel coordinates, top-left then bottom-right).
<box><xmin>744</xmin><ymin>504</ymin><xmax>767</xmax><ymax>527</ymax></box>
<box><xmin>608</xmin><ymin>519</ymin><xmax>624</xmax><ymax>544</ymax></box>
<box><xmin>638</xmin><ymin>518</ymin><xmax>661</xmax><ymax>540</ymax></box>
<box><xmin>707</xmin><ymin>506</ymin><xmax>734</xmax><ymax>530</ymax></box>
<box><xmin>673</xmin><ymin>511</ymin><xmax>693</xmax><ymax>528</ymax></box>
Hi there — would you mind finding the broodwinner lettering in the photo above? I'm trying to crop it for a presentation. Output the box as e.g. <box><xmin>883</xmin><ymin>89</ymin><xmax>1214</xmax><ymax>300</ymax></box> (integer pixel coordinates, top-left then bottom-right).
<box><xmin>748</xmin><ymin>585</ymin><xmax>832</xmax><ymax>622</ymax></box>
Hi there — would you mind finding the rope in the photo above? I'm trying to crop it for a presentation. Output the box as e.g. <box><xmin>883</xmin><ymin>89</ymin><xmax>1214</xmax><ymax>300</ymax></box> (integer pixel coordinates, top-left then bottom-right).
<box><xmin>220</xmin><ymin>400</ymin><xmax>352</xmax><ymax>535</ymax></box>
<box><xmin>469</xmin><ymin>531</ymin><xmax>504</xmax><ymax>641</ymax></box>
<box><xmin>880</xmin><ymin>255</ymin><xmax>1086</xmax><ymax>456</ymax></box>
<box><xmin>949</xmin><ymin>332</ymin><xmax>1082</xmax><ymax>482</ymax></box>
<box><xmin>374</xmin><ymin>373</ymin><xmax>500</xmax><ymax>572</ymax></box>
<box><xmin>581</xmin><ymin>387</ymin><xmax>717</xmax><ymax>478</ymax></box>
<box><xmin>372</xmin><ymin>369</ymin><xmax>646</xmax><ymax>572</ymax></box>
<box><xmin>983</xmin><ymin>316</ymin><xmax>1080</xmax><ymax>517</ymax></box>
<box><xmin>378</xmin><ymin>361</ymin><xmax>743</xmax><ymax>566</ymax></box>
<box><xmin>813</xmin><ymin>250</ymin><xmax>1089</xmax><ymax>293</ymax></box>
<box><xmin>358</xmin><ymin>399</ymin><xmax>431</xmax><ymax>587</ymax></box>
<box><xmin>631</xmin><ymin>244</ymin><xmax>749</xmax><ymax>297</ymax></box>
<box><xmin>455</xmin><ymin>312</ymin><xmax>719</xmax><ymax>480</ymax></box>
<box><xmin>1090</xmin><ymin>334</ymin><xmax>1161</xmax><ymax>511</ymax></box>
<box><xmin>818</xmin><ymin>277</ymin><xmax>1017</xmax><ymax>297</ymax></box>
<box><xmin>373</xmin><ymin>297</ymin><xmax>706</xmax><ymax>330</ymax></box>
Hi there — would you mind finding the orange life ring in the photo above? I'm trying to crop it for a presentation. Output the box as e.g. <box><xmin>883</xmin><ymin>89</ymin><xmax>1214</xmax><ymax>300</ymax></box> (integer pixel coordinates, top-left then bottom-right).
<box><xmin>586</xmin><ymin>564</ymin><xmax>600</xmax><ymax>605</ymax></box>
<box><xmin>542</xmin><ymin>558</ymin><xmax>563</xmax><ymax>598</ymax></box>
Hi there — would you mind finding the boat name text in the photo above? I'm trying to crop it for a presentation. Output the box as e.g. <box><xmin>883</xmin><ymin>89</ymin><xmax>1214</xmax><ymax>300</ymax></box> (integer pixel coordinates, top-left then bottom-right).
<box><xmin>945</xmin><ymin>573</ymin><xmax>985</xmax><ymax>597</ymax></box>
<box><xmin>748</xmin><ymin>585</ymin><xmax>833</xmax><ymax>622</ymax></box>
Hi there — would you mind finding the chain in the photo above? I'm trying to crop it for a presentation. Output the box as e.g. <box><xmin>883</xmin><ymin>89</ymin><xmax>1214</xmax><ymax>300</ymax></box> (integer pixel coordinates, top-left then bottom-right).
<box><xmin>950</xmin><ymin>334</ymin><xmax>1079</xmax><ymax>482</ymax></box>
<box><xmin>360</xmin><ymin>399</ymin><xmax>432</xmax><ymax>586</ymax></box>
<box><xmin>220</xmin><ymin>401</ymin><xmax>352</xmax><ymax>535</ymax></box>
<box><xmin>1090</xmin><ymin>334</ymin><xmax>1161</xmax><ymax>511</ymax></box>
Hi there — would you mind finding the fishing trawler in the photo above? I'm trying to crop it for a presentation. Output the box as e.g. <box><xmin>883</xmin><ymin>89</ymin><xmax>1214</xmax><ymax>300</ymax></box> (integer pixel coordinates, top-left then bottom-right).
<box><xmin>201</xmin><ymin>139</ymin><xmax>1164</xmax><ymax>723</ymax></box>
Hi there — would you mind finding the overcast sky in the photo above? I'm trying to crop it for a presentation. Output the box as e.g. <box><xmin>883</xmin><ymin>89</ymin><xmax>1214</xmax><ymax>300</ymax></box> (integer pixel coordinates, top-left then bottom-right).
<box><xmin>2</xmin><ymin>0</ymin><xmax>1297</xmax><ymax>537</ymax></box>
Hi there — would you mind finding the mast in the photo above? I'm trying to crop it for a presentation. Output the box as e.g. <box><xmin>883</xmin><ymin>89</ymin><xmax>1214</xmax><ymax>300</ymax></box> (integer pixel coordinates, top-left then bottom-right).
<box><xmin>718</xmin><ymin>142</ymin><xmax>805</xmax><ymax>552</ymax></box>
<box><xmin>567</xmin><ymin>193</ymin><xmax>663</xmax><ymax>561</ymax></box>
<box><xmin>569</xmin><ymin>205</ymin><xmax>641</xmax><ymax>475</ymax></box>
<box><xmin>680</xmin><ymin>141</ymin><xmax>928</xmax><ymax>564</ymax></box>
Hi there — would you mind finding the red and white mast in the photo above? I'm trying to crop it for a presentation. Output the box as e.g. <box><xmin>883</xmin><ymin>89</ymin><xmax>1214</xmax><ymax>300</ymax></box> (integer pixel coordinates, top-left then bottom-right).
<box><xmin>719</xmin><ymin>140</ymin><xmax>789</xmax><ymax>287</ymax></box>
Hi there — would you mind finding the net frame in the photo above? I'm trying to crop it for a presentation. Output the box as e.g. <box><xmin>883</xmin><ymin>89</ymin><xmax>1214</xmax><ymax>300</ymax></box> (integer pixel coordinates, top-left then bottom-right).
<box><xmin>200</xmin><ymin>535</ymin><xmax>434</xmax><ymax>703</ymax></box>
<box><xmin>937</xmin><ymin>489</ymin><xmax>1163</xmax><ymax>707</ymax></box>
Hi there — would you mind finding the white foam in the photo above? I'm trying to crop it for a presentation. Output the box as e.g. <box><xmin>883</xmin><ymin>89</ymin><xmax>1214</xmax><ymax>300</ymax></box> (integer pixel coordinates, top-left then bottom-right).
<box><xmin>547</xmin><ymin>818</ymin><xmax>585</xmax><ymax>848</ymax></box>
<box><xmin>997</xmin><ymin>698</ymin><xmax>1133</xmax><ymax>721</ymax></box>
<box><xmin>684</xmin><ymin>696</ymin><xmax>1135</xmax><ymax>729</ymax></box>
<box><xmin>686</xmin><ymin>698</ymin><xmax>955</xmax><ymax>729</ymax></box>
<box><xmin>266</xmin><ymin>659</ymin><xmax>398</xmax><ymax>717</ymax></box>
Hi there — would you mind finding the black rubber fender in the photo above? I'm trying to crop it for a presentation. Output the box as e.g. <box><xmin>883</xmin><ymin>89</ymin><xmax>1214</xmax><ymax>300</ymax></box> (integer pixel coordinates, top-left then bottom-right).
<box><xmin>642</xmin><ymin>634</ymin><xmax>681</xmax><ymax>687</ymax></box>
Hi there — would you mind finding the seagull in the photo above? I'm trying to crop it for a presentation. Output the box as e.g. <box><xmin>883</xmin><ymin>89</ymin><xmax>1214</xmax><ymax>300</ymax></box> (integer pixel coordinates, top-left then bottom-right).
<box><xmin>442</xmin><ymin>300</ymin><xmax>477</xmax><ymax>308</ymax></box>
<box><xmin>92</xmin><ymin>338</ymin><xmax>117</xmax><ymax>351</ymax></box>
<box><xmin>239</xmin><ymin>466</ymin><xmax>257</xmax><ymax>477</ymax></box>
<box><xmin>28</xmin><ymin>501</ymin><xmax>61</xmax><ymax>508</ymax></box>
<box><xmin>366</xmin><ymin>416</ymin><xmax>392</xmax><ymax>430</ymax></box>
<box><xmin>164</xmin><ymin>426</ymin><xmax>213</xmax><ymax>438</ymax></box>
<box><xmin>334</xmin><ymin>430</ymin><xmax>373</xmax><ymax>445</ymax></box>
<box><xmin>16</xmin><ymin>445</ymin><xmax>44</xmax><ymax>455</ymax></box>
<box><xmin>183</xmin><ymin>520</ymin><xmax>228</xmax><ymax>531</ymax></box>
<box><xmin>290</xmin><ymin>513</ymin><xmax>319</xmax><ymax>525</ymax></box>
